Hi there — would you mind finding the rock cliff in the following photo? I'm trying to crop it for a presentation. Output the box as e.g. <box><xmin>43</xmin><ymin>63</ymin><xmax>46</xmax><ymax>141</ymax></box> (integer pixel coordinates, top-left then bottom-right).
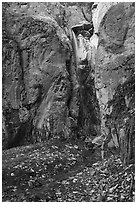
<box><xmin>2</xmin><ymin>2</ymin><xmax>135</xmax><ymax>164</ymax></box>
<box><xmin>93</xmin><ymin>2</ymin><xmax>135</xmax><ymax>163</ymax></box>
<box><xmin>2</xmin><ymin>2</ymin><xmax>99</xmax><ymax>149</ymax></box>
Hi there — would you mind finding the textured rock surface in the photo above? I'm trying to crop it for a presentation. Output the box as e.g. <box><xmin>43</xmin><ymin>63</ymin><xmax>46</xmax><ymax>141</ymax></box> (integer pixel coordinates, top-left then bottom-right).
<box><xmin>94</xmin><ymin>2</ymin><xmax>135</xmax><ymax>162</ymax></box>
<box><xmin>2</xmin><ymin>2</ymin><xmax>135</xmax><ymax>161</ymax></box>
<box><xmin>92</xmin><ymin>2</ymin><xmax>118</xmax><ymax>33</ymax></box>
<box><xmin>2</xmin><ymin>2</ymin><xmax>99</xmax><ymax>149</ymax></box>
<box><xmin>2</xmin><ymin>3</ymin><xmax>72</xmax><ymax>148</ymax></box>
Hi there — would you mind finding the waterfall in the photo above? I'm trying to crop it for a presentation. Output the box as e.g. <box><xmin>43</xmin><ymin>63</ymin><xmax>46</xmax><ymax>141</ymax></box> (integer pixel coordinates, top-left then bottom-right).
<box><xmin>71</xmin><ymin>30</ymin><xmax>79</xmax><ymax>67</ymax></box>
<box><xmin>71</xmin><ymin>27</ymin><xmax>92</xmax><ymax>130</ymax></box>
<box><xmin>71</xmin><ymin>28</ymin><xmax>94</xmax><ymax>68</ymax></box>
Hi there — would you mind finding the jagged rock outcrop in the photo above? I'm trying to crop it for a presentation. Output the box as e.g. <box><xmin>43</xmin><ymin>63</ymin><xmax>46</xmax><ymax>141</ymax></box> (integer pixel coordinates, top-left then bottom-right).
<box><xmin>2</xmin><ymin>2</ymin><xmax>135</xmax><ymax>163</ymax></box>
<box><xmin>2</xmin><ymin>2</ymin><xmax>99</xmax><ymax>149</ymax></box>
<box><xmin>2</xmin><ymin>3</ymin><xmax>72</xmax><ymax>148</ymax></box>
<box><xmin>92</xmin><ymin>2</ymin><xmax>118</xmax><ymax>33</ymax></box>
<box><xmin>93</xmin><ymin>2</ymin><xmax>135</xmax><ymax>164</ymax></box>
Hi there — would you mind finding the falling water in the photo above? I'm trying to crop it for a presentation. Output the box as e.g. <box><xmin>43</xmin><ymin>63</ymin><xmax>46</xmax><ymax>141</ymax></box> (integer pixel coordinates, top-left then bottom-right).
<box><xmin>71</xmin><ymin>27</ymin><xmax>90</xmax><ymax>128</ymax></box>
<box><xmin>71</xmin><ymin>29</ymin><xmax>79</xmax><ymax>67</ymax></box>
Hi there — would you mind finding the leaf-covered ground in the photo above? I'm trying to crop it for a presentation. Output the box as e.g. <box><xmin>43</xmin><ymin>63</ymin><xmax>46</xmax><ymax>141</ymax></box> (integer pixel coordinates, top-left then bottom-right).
<box><xmin>2</xmin><ymin>139</ymin><xmax>135</xmax><ymax>202</ymax></box>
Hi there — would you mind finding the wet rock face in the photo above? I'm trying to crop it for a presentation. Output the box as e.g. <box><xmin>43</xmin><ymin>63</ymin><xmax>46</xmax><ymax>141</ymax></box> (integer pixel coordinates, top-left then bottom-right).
<box><xmin>3</xmin><ymin>2</ymin><xmax>134</xmax><ymax>157</ymax></box>
<box><xmin>2</xmin><ymin>4</ymin><xmax>72</xmax><ymax>148</ymax></box>
<box><xmin>94</xmin><ymin>2</ymin><xmax>135</xmax><ymax>159</ymax></box>
<box><xmin>2</xmin><ymin>2</ymin><xmax>99</xmax><ymax>149</ymax></box>
<box><xmin>71</xmin><ymin>26</ymin><xmax>101</xmax><ymax>140</ymax></box>
<box><xmin>2</xmin><ymin>36</ymin><xmax>26</xmax><ymax>149</ymax></box>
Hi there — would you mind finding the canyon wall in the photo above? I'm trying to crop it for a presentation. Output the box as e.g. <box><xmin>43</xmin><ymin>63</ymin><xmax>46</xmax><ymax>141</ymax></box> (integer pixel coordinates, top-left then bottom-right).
<box><xmin>2</xmin><ymin>2</ymin><xmax>99</xmax><ymax>149</ymax></box>
<box><xmin>93</xmin><ymin>2</ymin><xmax>135</xmax><ymax>162</ymax></box>
<box><xmin>2</xmin><ymin>2</ymin><xmax>135</xmax><ymax>161</ymax></box>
